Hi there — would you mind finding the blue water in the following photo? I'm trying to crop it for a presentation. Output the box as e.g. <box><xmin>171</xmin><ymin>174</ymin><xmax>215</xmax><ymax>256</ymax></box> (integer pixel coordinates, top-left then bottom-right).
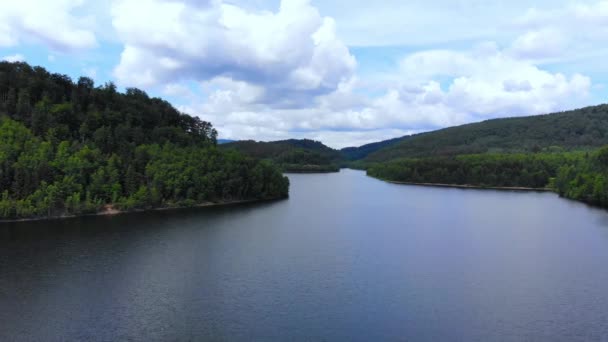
<box><xmin>2</xmin><ymin>169</ymin><xmax>608</xmax><ymax>341</ymax></box>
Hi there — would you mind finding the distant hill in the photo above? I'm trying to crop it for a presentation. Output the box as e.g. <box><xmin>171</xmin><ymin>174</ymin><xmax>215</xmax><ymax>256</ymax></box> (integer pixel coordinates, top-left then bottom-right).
<box><xmin>359</xmin><ymin>104</ymin><xmax>608</xmax><ymax>162</ymax></box>
<box><xmin>341</xmin><ymin>136</ymin><xmax>407</xmax><ymax>161</ymax></box>
<box><xmin>217</xmin><ymin>139</ymin><xmax>236</xmax><ymax>144</ymax></box>
<box><xmin>221</xmin><ymin>139</ymin><xmax>342</xmax><ymax>172</ymax></box>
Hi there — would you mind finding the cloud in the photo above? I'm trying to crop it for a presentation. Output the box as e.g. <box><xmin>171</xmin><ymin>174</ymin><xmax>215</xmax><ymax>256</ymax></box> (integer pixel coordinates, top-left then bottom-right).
<box><xmin>399</xmin><ymin>44</ymin><xmax>591</xmax><ymax>118</ymax></box>
<box><xmin>111</xmin><ymin>0</ymin><xmax>356</xmax><ymax>107</ymax></box>
<box><xmin>503</xmin><ymin>80</ymin><xmax>533</xmax><ymax>92</ymax></box>
<box><xmin>509</xmin><ymin>29</ymin><xmax>567</xmax><ymax>59</ymax></box>
<box><xmin>510</xmin><ymin>1</ymin><xmax>608</xmax><ymax>62</ymax></box>
<box><xmin>0</xmin><ymin>0</ymin><xmax>596</xmax><ymax>148</ymax></box>
<box><xmin>106</xmin><ymin>0</ymin><xmax>598</xmax><ymax>148</ymax></box>
<box><xmin>309</xmin><ymin>0</ymin><xmax>568</xmax><ymax>47</ymax></box>
<box><xmin>1</xmin><ymin>54</ymin><xmax>25</xmax><ymax>62</ymax></box>
<box><xmin>0</xmin><ymin>0</ymin><xmax>97</xmax><ymax>50</ymax></box>
<box><xmin>516</xmin><ymin>2</ymin><xmax>608</xmax><ymax>29</ymax></box>
<box><xmin>179</xmin><ymin>41</ymin><xmax>591</xmax><ymax>148</ymax></box>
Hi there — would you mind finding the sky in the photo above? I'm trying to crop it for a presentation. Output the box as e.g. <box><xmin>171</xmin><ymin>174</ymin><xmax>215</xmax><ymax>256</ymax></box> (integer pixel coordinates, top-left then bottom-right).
<box><xmin>1</xmin><ymin>0</ymin><xmax>607</xmax><ymax>148</ymax></box>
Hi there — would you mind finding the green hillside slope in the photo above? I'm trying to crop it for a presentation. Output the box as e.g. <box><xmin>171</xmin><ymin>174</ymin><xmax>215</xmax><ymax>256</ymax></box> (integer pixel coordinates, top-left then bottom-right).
<box><xmin>363</xmin><ymin>104</ymin><xmax>608</xmax><ymax>162</ymax></box>
<box><xmin>221</xmin><ymin>139</ymin><xmax>342</xmax><ymax>172</ymax></box>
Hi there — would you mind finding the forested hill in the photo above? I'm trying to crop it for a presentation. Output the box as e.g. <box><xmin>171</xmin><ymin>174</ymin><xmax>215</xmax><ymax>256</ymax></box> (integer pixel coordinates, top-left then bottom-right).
<box><xmin>340</xmin><ymin>136</ymin><xmax>406</xmax><ymax>161</ymax></box>
<box><xmin>357</xmin><ymin>104</ymin><xmax>608</xmax><ymax>162</ymax></box>
<box><xmin>0</xmin><ymin>62</ymin><xmax>289</xmax><ymax>220</ymax></box>
<box><xmin>221</xmin><ymin>139</ymin><xmax>342</xmax><ymax>172</ymax></box>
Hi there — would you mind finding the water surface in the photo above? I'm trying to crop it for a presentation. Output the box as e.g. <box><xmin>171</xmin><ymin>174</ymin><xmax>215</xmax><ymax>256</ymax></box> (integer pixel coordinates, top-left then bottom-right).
<box><xmin>2</xmin><ymin>169</ymin><xmax>608</xmax><ymax>341</ymax></box>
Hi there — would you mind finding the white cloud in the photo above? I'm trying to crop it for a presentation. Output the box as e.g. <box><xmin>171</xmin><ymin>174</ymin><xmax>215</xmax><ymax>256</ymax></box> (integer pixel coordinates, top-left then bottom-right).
<box><xmin>163</xmin><ymin>83</ymin><xmax>196</xmax><ymax>100</ymax></box>
<box><xmin>503</xmin><ymin>79</ymin><xmax>533</xmax><ymax>92</ymax></box>
<box><xmin>1</xmin><ymin>54</ymin><xmax>25</xmax><ymax>62</ymax></box>
<box><xmin>106</xmin><ymin>0</ymin><xmax>599</xmax><ymax>148</ymax></box>
<box><xmin>179</xmin><ymin>41</ymin><xmax>591</xmax><ymax>148</ymax></box>
<box><xmin>509</xmin><ymin>29</ymin><xmax>567</xmax><ymax>59</ymax></box>
<box><xmin>400</xmin><ymin>45</ymin><xmax>591</xmax><ymax>118</ymax></box>
<box><xmin>510</xmin><ymin>1</ymin><xmax>608</xmax><ymax>63</ymax></box>
<box><xmin>111</xmin><ymin>0</ymin><xmax>356</xmax><ymax>107</ymax></box>
<box><xmin>0</xmin><ymin>0</ymin><xmax>97</xmax><ymax>50</ymax></box>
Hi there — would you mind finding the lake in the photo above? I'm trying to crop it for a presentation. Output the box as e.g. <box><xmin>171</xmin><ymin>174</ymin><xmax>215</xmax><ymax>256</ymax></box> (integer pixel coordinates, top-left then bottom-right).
<box><xmin>2</xmin><ymin>169</ymin><xmax>608</xmax><ymax>341</ymax></box>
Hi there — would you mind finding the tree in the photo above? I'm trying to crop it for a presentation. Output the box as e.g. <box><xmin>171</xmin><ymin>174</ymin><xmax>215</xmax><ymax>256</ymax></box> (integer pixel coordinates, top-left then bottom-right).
<box><xmin>5</xmin><ymin>88</ymin><xmax>16</xmax><ymax>114</ymax></box>
<box><xmin>16</xmin><ymin>89</ymin><xmax>31</xmax><ymax>123</ymax></box>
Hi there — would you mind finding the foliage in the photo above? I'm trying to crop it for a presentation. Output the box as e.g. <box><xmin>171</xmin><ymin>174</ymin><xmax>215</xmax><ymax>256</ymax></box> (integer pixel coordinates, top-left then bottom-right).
<box><xmin>222</xmin><ymin>139</ymin><xmax>342</xmax><ymax>172</ymax></box>
<box><xmin>554</xmin><ymin>147</ymin><xmax>608</xmax><ymax>207</ymax></box>
<box><xmin>0</xmin><ymin>62</ymin><xmax>288</xmax><ymax>219</ymax></box>
<box><xmin>368</xmin><ymin>148</ymin><xmax>608</xmax><ymax>209</ymax></box>
<box><xmin>368</xmin><ymin>152</ymin><xmax>586</xmax><ymax>189</ymax></box>
<box><xmin>340</xmin><ymin>136</ymin><xmax>406</xmax><ymax>161</ymax></box>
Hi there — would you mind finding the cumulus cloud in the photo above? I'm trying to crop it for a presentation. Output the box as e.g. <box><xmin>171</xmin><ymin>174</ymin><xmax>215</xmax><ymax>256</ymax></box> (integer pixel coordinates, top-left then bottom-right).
<box><xmin>0</xmin><ymin>0</ymin><xmax>97</xmax><ymax>50</ymax></box>
<box><xmin>180</xmin><ymin>41</ymin><xmax>591</xmax><ymax>148</ymax></box>
<box><xmin>1</xmin><ymin>54</ymin><xmax>25</xmax><ymax>62</ymax></box>
<box><xmin>108</xmin><ymin>0</ymin><xmax>605</xmax><ymax>147</ymax></box>
<box><xmin>111</xmin><ymin>0</ymin><xmax>356</xmax><ymax>108</ymax></box>
<box><xmin>399</xmin><ymin>44</ymin><xmax>591</xmax><ymax>118</ymax></box>
<box><xmin>0</xmin><ymin>0</ymin><xmax>593</xmax><ymax>148</ymax></box>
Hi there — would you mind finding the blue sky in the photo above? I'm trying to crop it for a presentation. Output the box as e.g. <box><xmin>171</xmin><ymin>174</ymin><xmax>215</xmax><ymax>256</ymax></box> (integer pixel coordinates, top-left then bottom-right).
<box><xmin>1</xmin><ymin>0</ymin><xmax>607</xmax><ymax>148</ymax></box>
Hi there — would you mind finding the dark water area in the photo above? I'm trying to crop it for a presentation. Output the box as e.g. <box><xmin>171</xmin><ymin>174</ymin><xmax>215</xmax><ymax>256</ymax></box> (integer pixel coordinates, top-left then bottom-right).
<box><xmin>2</xmin><ymin>169</ymin><xmax>608</xmax><ymax>341</ymax></box>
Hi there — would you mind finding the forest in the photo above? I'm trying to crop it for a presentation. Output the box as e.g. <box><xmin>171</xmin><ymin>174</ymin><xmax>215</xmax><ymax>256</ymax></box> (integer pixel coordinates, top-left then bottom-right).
<box><xmin>367</xmin><ymin>153</ymin><xmax>582</xmax><ymax>189</ymax></box>
<box><xmin>222</xmin><ymin>139</ymin><xmax>341</xmax><ymax>172</ymax></box>
<box><xmin>0</xmin><ymin>62</ymin><xmax>289</xmax><ymax>220</ymax></box>
<box><xmin>367</xmin><ymin>149</ymin><xmax>608</xmax><ymax>209</ymax></box>
<box><xmin>554</xmin><ymin>147</ymin><xmax>608</xmax><ymax>208</ymax></box>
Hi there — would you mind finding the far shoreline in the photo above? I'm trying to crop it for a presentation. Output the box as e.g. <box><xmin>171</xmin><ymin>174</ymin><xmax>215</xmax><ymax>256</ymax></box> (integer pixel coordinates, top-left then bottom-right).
<box><xmin>283</xmin><ymin>170</ymin><xmax>339</xmax><ymax>174</ymax></box>
<box><xmin>0</xmin><ymin>197</ymin><xmax>287</xmax><ymax>224</ymax></box>
<box><xmin>376</xmin><ymin>178</ymin><xmax>552</xmax><ymax>192</ymax></box>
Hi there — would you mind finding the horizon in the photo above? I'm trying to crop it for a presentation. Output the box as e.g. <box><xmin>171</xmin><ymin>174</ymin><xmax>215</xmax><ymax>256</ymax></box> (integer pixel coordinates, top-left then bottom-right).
<box><xmin>1</xmin><ymin>0</ymin><xmax>607</xmax><ymax>148</ymax></box>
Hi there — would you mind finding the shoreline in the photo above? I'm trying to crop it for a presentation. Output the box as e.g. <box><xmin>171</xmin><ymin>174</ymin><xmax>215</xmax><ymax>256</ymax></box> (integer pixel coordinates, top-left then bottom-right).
<box><xmin>0</xmin><ymin>197</ymin><xmax>286</xmax><ymax>224</ymax></box>
<box><xmin>378</xmin><ymin>178</ymin><xmax>552</xmax><ymax>192</ymax></box>
<box><xmin>283</xmin><ymin>170</ymin><xmax>339</xmax><ymax>174</ymax></box>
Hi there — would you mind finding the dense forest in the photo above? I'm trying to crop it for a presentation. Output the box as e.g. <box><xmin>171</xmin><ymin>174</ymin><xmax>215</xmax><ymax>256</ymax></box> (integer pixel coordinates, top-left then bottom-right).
<box><xmin>367</xmin><ymin>149</ymin><xmax>608</xmax><ymax>209</ymax></box>
<box><xmin>0</xmin><ymin>62</ymin><xmax>289</xmax><ymax>220</ymax></box>
<box><xmin>367</xmin><ymin>153</ymin><xmax>584</xmax><ymax>189</ymax></box>
<box><xmin>554</xmin><ymin>147</ymin><xmax>608</xmax><ymax>208</ymax></box>
<box><xmin>349</xmin><ymin>104</ymin><xmax>608</xmax><ymax>163</ymax></box>
<box><xmin>222</xmin><ymin>139</ymin><xmax>341</xmax><ymax>172</ymax></box>
<box><xmin>341</xmin><ymin>136</ymin><xmax>406</xmax><ymax>161</ymax></box>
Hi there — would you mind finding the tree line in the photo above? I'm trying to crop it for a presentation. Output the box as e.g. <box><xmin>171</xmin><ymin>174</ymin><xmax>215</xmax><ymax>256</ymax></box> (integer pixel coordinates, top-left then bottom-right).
<box><xmin>554</xmin><ymin>147</ymin><xmax>608</xmax><ymax>208</ymax></box>
<box><xmin>221</xmin><ymin>139</ymin><xmax>341</xmax><ymax>172</ymax></box>
<box><xmin>367</xmin><ymin>149</ymin><xmax>608</xmax><ymax>209</ymax></box>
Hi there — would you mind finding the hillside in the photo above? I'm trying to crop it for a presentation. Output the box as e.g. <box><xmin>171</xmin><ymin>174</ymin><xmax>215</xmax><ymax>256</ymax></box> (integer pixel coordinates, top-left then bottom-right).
<box><xmin>0</xmin><ymin>62</ymin><xmax>289</xmax><ymax>220</ymax></box>
<box><xmin>222</xmin><ymin>139</ymin><xmax>342</xmax><ymax>172</ymax></box>
<box><xmin>360</xmin><ymin>104</ymin><xmax>608</xmax><ymax>162</ymax></box>
<box><xmin>341</xmin><ymin>136</ymin><xmax>406</xmax><ymax>161</ymax></box>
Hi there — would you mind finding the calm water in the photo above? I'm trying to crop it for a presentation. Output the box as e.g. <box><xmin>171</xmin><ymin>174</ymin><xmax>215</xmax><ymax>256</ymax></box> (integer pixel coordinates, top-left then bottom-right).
<box><xmin>2</xmin><ymin>169</ymin><xmax>608</xmax><ymax>341</ymax></box>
